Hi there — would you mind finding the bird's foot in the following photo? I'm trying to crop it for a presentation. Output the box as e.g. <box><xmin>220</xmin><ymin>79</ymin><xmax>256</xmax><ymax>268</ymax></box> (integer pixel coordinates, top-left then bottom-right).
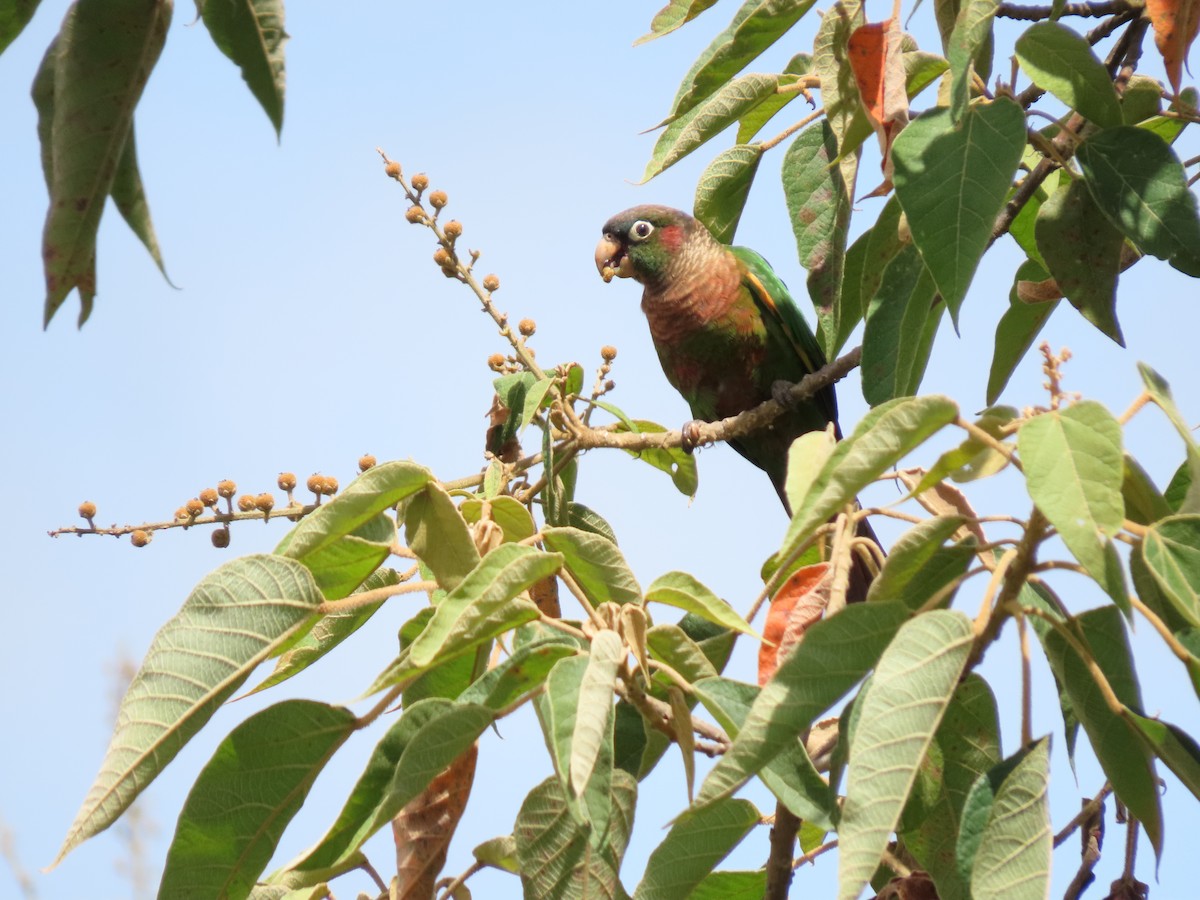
<box><xmin>771</xmin><ymin>379</ymin><xmax>798</xmax><ymax>409</ymax></box>
<box><xmin>680</xmin><ymin>420</ymin><xmax>705</xmax><ymax>454</ymax></box>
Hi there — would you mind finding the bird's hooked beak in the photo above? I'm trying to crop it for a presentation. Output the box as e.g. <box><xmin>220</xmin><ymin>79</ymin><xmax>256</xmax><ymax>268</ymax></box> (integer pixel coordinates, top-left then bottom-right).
<box><xmin>595</xmin><ymin>233</ymin><xmax>635</xmax><ymax>283</ymax></box>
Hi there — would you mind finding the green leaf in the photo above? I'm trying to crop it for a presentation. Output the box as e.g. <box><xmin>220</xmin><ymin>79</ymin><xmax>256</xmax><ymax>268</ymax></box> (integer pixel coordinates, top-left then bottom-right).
<box><xmin>1037</xmin><ymin>606</ymin><xmax>1162</xmax><ymax>857</ymax></box>
<box><xmin>693</xmin><ymin>144</ymin><xmax>763</xmax><ymax>244</ymax></box>
<box><xmin>398</xmin><ymin>607</ymin><xmax>475</xmax><ymax>705</ymax></box>
<box><xmin>736</xmin><ymin>55</ymin><xmax>812</xmax><ymax>142</ymax></box>
<box><xmin>544</xmin><ymin>526</ymin><xmax>642</xmax><ymax>607</ymax></box>
<box><xmin>1034</xmin><ymin>176</ymin><xmax>1125</xmax><ymax>344</ymax></box>
<box><xmin>473</xmin><ymin>834</ymin><xmax>521</xmax><ymax>873</ymax></box>
<box><xmin>1125</xmin><ymin>711</ymin><xmax>1200</xmax><ymax>801</ymax></box>
<box><xmin>904</xmin><ymin>49</ymin><xmax>950</xmax><ymax>99</ymax></box>
<box><xmin>775</xmin><ymin>396</ymin><xmax>959</xmax><ymax>567</ymax></box>
<box><xmin>1139</xmin><ymin>87</ymin><xmax>1198</xmax><ymax>144</ymax></box>
<box><xmin>633</xmin><ymin>798</ymin><xmax>759</xmax><ymax>899</ymax></box>
<box><xmin>1015</xmin><ymin>22</ymin><xmax>1121</xmax><ymax>127</ymax></box>
<box><xmin>405</xmin><ymin>483</ymin><xmax>480</xmax><ymax>592</ymax></box>
<box><xmin>1077</xmin><ymin>126</ymin><xmax>1200</xmax><ymax>276</ymax></box>
<box><xmin>962</xmin><ymin>739</ymin><xmax>1052</xmax><ymax>900</ymax></box>
<box><xmin>570</xmin><ymin>631</ymin><xmax>623</xmax><ymax>799</ymax></box>
<box><xmin>1138</xmin><ymin>363</ymin><xmax>1200</xmax><ymax>513</ymax></box>
<box><xmin>695</xmin><ymin>601</ymin><xmax>910</xmax><ymax>808</ymax></box>
<box><xmin>691</xmin><ymin>871</ymin><xmax>768</xmax><ymax>899</ymax></box>
<box><xmin>986</xmin><ymin>259</ymin><xmax>1058</xmax><ymax>404</ymax></box>
<box><xmin>0</xmin><ymin>0</ymin><xmax>39</xmax><ymax>54</ymax></box>
<box><xmin>667</xmin><ymin>0</ymin><xmax>820</xmax><ymax>120</ymax></box>
<box><xmin>1123</xmin><ymin>454</ymin><xmax>1172</xmax><ymax>526</ymax></box>
<box><xmin>830</xmin><ymin>196</ymin><xmax>905</xmax><ymax>357</ymax></box>
<box><xmin>1121</xmin><ymin>75</ymin><xmax>1163</xmax><ymax>125</ymax></box>
<box><xmin>459</xmin><ymin>495</ymin><xmax>538</xmax><ymax>543</ymax></box>
<box><xmin>514</xmin><ymin>773</ymin><xmax>636</xmax><ymax>899</ymax></box>
<box><xmin>159</xmin><ymin>701</ymin><xmax>355</xmax><ymax>899</ymax></box>
<box><xmin>1018</xmin><ymin>401</ymin><xmax>1124</xmax><ymax>585</ymax></box>
<box><xmin>199</xmin><ymin>0</ymin><xmax>286</xmax><ymax>136</ymax></box>
<box><xmin>565</xmin><ymin>502</ymin><xmax>619</xmax><ymax>544</ymax></box>
<box><xmin>40</xmin><ymin>0</ymin><xmax>172</xmax><ymax>327</ymax></box>
<box><xmin>272</xmin><ymin>510</ymin><xmax>392</xmax><ymax>602</ymax></box>
<box><xmin>861</xmin><ymin>244</ymin><xmax>941</xmax><ymax>405</ymax></box>
<box><xmin>55</xmin><ymin>555</ymin><xmax>323</xmax><ymax>865</ymax></box>
<box><xmin>292</xmin><ymin>699</ymin><xmax>493</xmax><ymax>873</ymax></box>
<box><xmin>280</xmin><ymin>461</ymin><xmax>431</xmax><ymax>562</ymax></box>
<box><xmin>646</xmin><ymin>624</ymin><xmax>719</xmax><ymax>683</ymax></box>
<box><xmin>785</xmin><ymin>429</ymin><xmax>838</xmax><ymax>515</ymax></box>
<box><xmin>1143</xmin><ymin>516</ymin><xmax>1200</xmax><ymax>627</ymax></box>
<box><xmin>645</xmin><ymin>73</ymin><xmax>782</xmax><ymax>181</ymax></box>
<box><xmin>946</xmin><ymin>0</ymin><xmax>998</xmax><ymax>122</ymax></box>
<box><xmin>837</xmin><ymin>611</ymin><xmax>974</xmax><ymax>900</ymax></box>
<box><xmin>636</xmin><ymin>0</ymin><xmax>721</xmax><ymax>45</ymax></box>
<box><xmin>782</xmin><ymin>120</ymin><xmax>851</xmax><ymax>340</ymax></box>
<box><xmin>614</xmin><ymin>420</ymin><xmax>699</xmax><ymax>496</ymax></box>
<box><xmin>458</xmin><ymin>640</ymin><xmax>578</xmax><ymax>711</ymax></box>
<box><xmin>813</xmin><ymin>0</ymin><xmax>868</xmax><ymax>178</ymax></box>
<box><xmin>914</xmin><ymin>407</ymin><xmax>1016</xmax><ymax>491</ymax></box>
<box><xmin>892</xmin><ymin>98</ymin><xmax>1026</xmax><ymax>322</ymax></box>
<box><xmin>245</xmin><ymin>567</ymin><xmax>399</xmax><ymax>696</ymax></box>
<box><xmin>110</xmin><ymin>123</ymin><xmax>172</xmax><ymax>284</ymax></box>
<box><xmin>866</xmin><ymin>516</ymin><xmax>968</xmax><ymax>604</ymax></box>
<box><xmin>645</xmin><ymin>571</ymin><xmax>757</xmax><ymax>637</ymax></box>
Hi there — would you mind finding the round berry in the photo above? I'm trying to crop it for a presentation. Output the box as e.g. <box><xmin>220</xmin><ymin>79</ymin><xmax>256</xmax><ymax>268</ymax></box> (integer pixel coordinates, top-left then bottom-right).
<box><xmin>433</xmin><ymin>247</ymin><xmax>452</xmax><ymax>267</ymax></box>
<box><xmin>255</xmin><ymin>493</ymin><xmax>275</xmax><ymax>513</ymax></box>
<box><xmin>428</xmin><ymin>189</ymin><xmax>448</xmax><ymax>209</ymax></box>
<box><xmin>605</xmin><ymin>379</ymin><xmax>615</xmax><ymax>391</ymax></box>
<box><xmin>217</xmin><ymin>479</ymin><xmax>237</xmax><ymax>499</ymax></box>
<box><xmin>411</xmin><ymin>173</ymin><xmax>429</xmax><ymax>191</ymax></box>
<box><xmin>443</xmin><ymin>220</ymin><xmax>462</xmax><ymax>239</ymax></box>
<box><xmin>78</xmin><ymin>501</ymin><xmax>97</xmax><ymax>520</ymax></box>
<box><xmin>384</xmin><ymin>160</ymin><xmax>402</xmax><ymax>178</ymax></box>
<box><xmin>199</xmin><ymin>487</ymin><xmax>219</xmax><ymax>508</ymax></box>
<box><xmin>175</xmin><ymin>506</ymin><xmax>189</xmax><ymax>520</ymax></box>
<box><xmin>211</xmin><ymin>528</ymin><xmax>231</xmax><ymax>549</ymax></box>
<box><xmin>601</xmin><ymin>345</ymin><xmax>617</xmax><ymax>362</ymax></box>
<box><xmin>307</xmin><ymin>474</ymin><xmax>324</xmax><ymax>495</ymax></box>
<box><xmin>186</xmin><ymin>498</ymin><xmax>205</xmax><ymax>517</ymax></box>
<box><xmin>487</xmin><ymin>352</ymin><xmax>507</xmax><ymax>371</ymax></box>
<box><xmin>237</xmin><ymin>494</ymin><xmax>257</xmax><ymax>512</ymax></box>
<box><xmin>405</xmin><ymin>205</ymin><xmax>426</xmax><ymax>224</ymax></box>
<box><xmin>519</xmin><ymin>318</ymin><xmax>536</xmax><ymax>336</ymax></box>
<box><xmin>278</xmin><ymin>472</ymin><xmax>297</xmax><ymax>492</ymax></box>
<box><xmin>359</xmin><ymin>454</ymin><xmax>377</xmax><ymax>472</ymax></box>
<box><xmin>482</xmin><ymin>274</ymin><xmax>500</xmax><ymax>292</ymax></box>
<box><xmin>131</xmin><ymin>530</ymin><xmax>151</xmax><ymax>548</ymax></box>
<box><xmin>321</xmin><ymin>476</ymin><xmax>339</xmax><ymax>496</ymax></box>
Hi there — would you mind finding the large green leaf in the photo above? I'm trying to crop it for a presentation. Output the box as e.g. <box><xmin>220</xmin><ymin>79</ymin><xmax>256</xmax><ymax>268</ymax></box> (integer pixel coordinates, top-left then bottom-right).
<box><xmin>830</xmin><ymin>196</ymin><xmax>905</xmax><ymax>357</ymax></box>
<box><xmin>54</xmin><ymin>555</ymin><xmax>324</xmax><ymax>864</ymax></box>
<box><xmin>1138</xmin><ymin>363</ymin><xmax>1200</xmax><ymax>514</ymax></box>
<box><xmin>613</xmin><ymin>419</ymin><xmax>699</xmax><ymax>497</ymax></box>
<box><xmin>1014</xmin><ymin>22</ymin><xmax>1121</xmax><ymax>127</ymax></box>
<box><xmin>736</xmin><ymin>54</ymin><xmax>812</xmax><ymax>142</ymax></box>
<box><xmin>291</xmin><ymin>698</ymin><xmax>492</xmax><ymax>873</ymax></box>
<box><xmin>40</xmin><ymin>0</ymin><xmax>172</xmax><ymax>327</ymax></box>
<box><xmin>892</xmin><ymin>98</ymin><xmax>1026</xmax><ymax>321</ymax></box>
<box><xmin>458</xmin><ymin>640</ymin><xmax>579</xmax><ymax>710</ymax></box>
<box><xmin>1126</xmin><ymin>711</ymin><xmax>1200</xmax><ymax>801</ymax></box>
<box><xmin>1143</xmin><ymin>516</ymin><xmax>1200</xmax><ymax>627</ymax></box>
<box><xmin>1077</xmin><ymin>126</ymin><xmax>1200</xmax><ymax>276</ymax></box>
<box><xmin>645</xmin><ymin>571</ymin><xmax>756</xmax><ymax>636</ymax></box>
<box><xmin>693</xmin><ymin>144</ymin><xmax>763</xmax><ymax>244</ymax></box>
<box><xmin>570</xmin><ymin>631</ymin><xmax>623</xmax><ymax>799</ymax></box>
<box><xmin>946</xmin><ymin>0</ymin><xmax>998</xmax><ymax>122</ymax></box>
<box><xmin>812</xmin><ymin>0</ymin><xmax>866</xmax><ymax>190</ymax></box>
<box><xmin>159</xmin><ymin>701</ymin><xmax>355</xmax><ymax>900</ymax></box>
<box><xmin>1033</xmin><ymin>176</ymin><xmax>1125</xmax><ymax>344</ymax></box>
<box><xmin>513</xmin><ymin>773</ymin><xmax>636</xmax><ymax>899</ymax></box>
<box><xmin>110</xmin><ymin>122</ymin><xmax>171</xmax><ymax>283</ymax></box>
<box><xmin>667</xmin><ymin>0</ymin><xmax>820</xmax><ymax>120</ymax></box>
<box><xmin>775</xmin><ymin>396</ymin><xmax>959</xmax><ymax>567</ymax></box>
<box><xmin>959</xmin><ymin>739</ymin><xmax>1052</xmax><ymax>900</ymax></box>
<box><xmin>636</xmin><ymin>0</ymin><xmax>721</xmax><ymax>45</ymax></box>
<box><xmin>837</xmin><ymin>611</ymin><xmax>973</xmax><ymax>900</ymax></box>
<box><xmin>199</xmin><ymin>0</ymin><xmax>286</xmax><ymax>136</ymax></box>
<box><xmin>986</xmin><ymin>259</ymin><xmax>1057</xmax><ymax>404</ymax></box>
<box><xmin>633</xmin><ymin>798</ymin><xmax>758</xmax><ymax>899</ymax></box>
<box><xmin>867</xmin><ymin>516</ymin><xmax>968</xmax><ymax>605</ymax></box>
<box><xmin>695</xmin><ymin>601</ymin><xmax>910</xmax><ymax>808</ymax></box>
<box><xmin>645</xmin><ymin>73</ymin><xmax>783</xmax><ymax>181</ymax></box>
<box><xmin>782</xmin><ymin>120</ymin><xmax>851</xmax><ymax>341</ymax></box>
<box><xmin>1018</xmin><ymin>401</ymin><xmax>1124</xmax><ymax>587</ymax></box>
<box><xmin>544</xmin><ymin>526</ymin><xmax>641</xmax><ymax>607</ymax></box>
<box><xmin>0</xmin><ymin>0</ymin><xmax>39</xmax><ymax>53</ymax></box>
<box><xmin>861</xmin><ymin>244</ymin><xmax>941</xmax><ymax>405</ymax></box>
<box><xmin>691</xmin><ymin>871</ymin><xmax>768</xmax><ymax>898</ymax></box>
<box><xmin>274</xmin><ymin>512</ymin><xmax>393</xmax><ymax>601</ymax></box>
<box><xmin>405</xmin><ymin>482</ymin><xmax>480</xmax><ymax>592</ymax></box>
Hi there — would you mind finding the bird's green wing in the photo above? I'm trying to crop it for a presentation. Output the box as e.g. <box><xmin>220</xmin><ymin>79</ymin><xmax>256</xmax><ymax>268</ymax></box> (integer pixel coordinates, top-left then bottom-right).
<box><xmin>730</xmin><ymin>245</ymin><xmax>839</xmax><ymax>425</ymax></box>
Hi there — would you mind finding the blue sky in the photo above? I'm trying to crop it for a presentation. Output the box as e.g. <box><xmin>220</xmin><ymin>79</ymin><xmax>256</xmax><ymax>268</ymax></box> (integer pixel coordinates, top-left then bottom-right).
<box><xmin>1</xmin><ymin>3</ymin><xmax>1198</xmax><ymax>898</ymax></box>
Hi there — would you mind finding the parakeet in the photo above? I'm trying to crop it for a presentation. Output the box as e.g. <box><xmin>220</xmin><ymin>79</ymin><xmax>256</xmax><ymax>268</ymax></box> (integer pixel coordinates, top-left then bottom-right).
<box><xmin>595</xmin><ymin>205</ymin><xmax>878</xmax><ymax>594</ymax></box>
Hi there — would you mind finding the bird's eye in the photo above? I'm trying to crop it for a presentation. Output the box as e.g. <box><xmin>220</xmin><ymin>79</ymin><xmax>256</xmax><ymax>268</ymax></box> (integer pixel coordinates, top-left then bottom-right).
<box><xmin>630</xmin><ymin>220</ymin><xmax>654</xmax><ymax>241</ymax></box>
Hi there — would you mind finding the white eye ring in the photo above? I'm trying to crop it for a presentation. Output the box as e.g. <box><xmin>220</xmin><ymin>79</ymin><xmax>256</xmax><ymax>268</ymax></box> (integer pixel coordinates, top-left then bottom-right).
<box><xmin>630</xmin><ymin>220</ymin><xmax>654</xmax><ymax>241</ymax></box>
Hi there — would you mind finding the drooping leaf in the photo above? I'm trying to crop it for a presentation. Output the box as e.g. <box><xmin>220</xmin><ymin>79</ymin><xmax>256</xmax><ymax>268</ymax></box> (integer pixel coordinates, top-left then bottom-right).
<box><xmin>694</xmin><ymin>144</ymin><xmax>763</xmax><ymax>244</ymax></box>
<box><xmin>837</xmin><ymin>611</ymin><xmax>973</xmax><ymax>900</ymax></box>
<box><xmin>847</xmin><ymin>16</ymin><xmax>910</xmax><ymax>185</ymax></box>
<box><xmin>891</xmin><ymin>98</ymin><xmax>1026</xmax><ymax>322</ymax></box>
<box><xmin>986</xmin><ymin>259</ymin><xmax>1058</xmax><ymax>404</ymax></box>
<box><xmin>861</xmin><ymin>244</ymin><xmax>941</xmax><ymax>405</ymax></box>
<box><xmin>55</xmin><ymin>555</ymin><xmax>324</xmax><ymax>865</ymax></box>
<box><xmin>544</xmin><ymin>526</ymin><xmax>642</xmax><ymax>608</ymax></box>
<box><xmin>40</xmin><ymin>0</ymin><xmax>172</xmax><ymax>327</ymax></box>
<box><xmin>1143</xmin><ymin>515</ymin><xmax>1200</xmax><ymax>626</ymax></box>
<box><xmin>614</xmin><ymin>419</ymin><xmax>699</xmax><ymax>496</ymax></box>
<box><xmin>646</xmin><ymin>624</ymin><xmax>719</xmax><ymax>683</ymax></box>
<box><xmin>1015</xmin><ymin>22</ymin><xmax>1122</xmax><ymax>127</ymax></box>
<box><xmin>398</xmin><ymin>607</ymin><xmax>476</xmax><ymax>705</ymax></box>
<box><xmin>636</xmin><ymin>0</ymin><xmax>721</xmax><ymax>45</ymax></box>
<box><xmin>1126</xmin><ymin>710</ymin><xmax>1200</xmax><ymax>801</ymax></box>
<box><xmin>1146</xmin><ymin>0</ymin><xmax>1200</xmax><ymax>94</ymax></box>
<box><xmin>782</xmin><ymin>120</ymin><xmax>851</xmax><ymax>339</ymax></box>
<box><xmin>758</xmin><ymin>563</ymin><xmax>830</xmax><ymax>684</ymax></box>
<box><xmin>0</xmin><ymin>0</ymin><xmax>39</xmax><ymax>54</ymax></box>
<box><xmin>946</xmin><ymin>0</ymin><xmax>999</xmax><ymax>122</ymax></box>
<box><xmin>110</xmin><ymin>122</ymin><xmax>172</xmax><ymax>283</ymax></box>
<box><xmin>569</xmin><ymin>631</ymin><xmax>623</xmax><ymax>801</ymax></box>
<box><xmin>405</xmin><ymin>482</ymin><xmax>480</xmax><ymax>592</ymax></box>
<box><xmin>1123</xmin><ymin>454</ymin><xmax>1173</xmax><ymax>527</ymax></box>
<box><xmin>159</xmin><ymin>701</ymin><xmax>355</xmax><ymax>899</ymax></box>
<box><xmin>199</xmin><ymin>0</ymin><xmax>287</xmax><ymax>136</ymax></box>
<box><xmin>1138</xmin><ymin>362</ymin><xmax>1200</xmax><ymax>514</ymax></box>
<box><xmin>633</xmin><ymin>798</ymin><xmax>759</xmax><ymax>900</ymax></box>
<box><xmin>645</xmin><ymin>571</ymin><xmax>756</xmax><ymax>636</ymax></box>
<box><xmin>1033</xmin><ymin>175</ymin><xmax>1125</xmax><ymax>344</ymax></box>
<box><xmin>1077</xmin><ymin>126</ymin><xmax>1200</xmax><ymax>276</ymax></box>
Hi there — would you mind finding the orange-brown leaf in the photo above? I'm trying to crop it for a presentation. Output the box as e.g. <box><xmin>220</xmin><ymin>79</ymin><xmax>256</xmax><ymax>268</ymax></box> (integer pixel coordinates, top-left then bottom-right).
<box><xmin>1147</xmin><ymin>0</ymin><xmax>1200</xmax><ymax>94</ymax></box>
<box><xmin>847</xmin><ymin>16</ymin><xmax>909</xmax><ymax>185</ymax></box>
<box><xmin>759</xmin><ymin>563</ymin><xmax>831</xmax><ymax>684</ymax></box>
<box><xmin>392</xmin><ymin>742</ymin><xmax>479</xmax><ymax>898</ymax></box>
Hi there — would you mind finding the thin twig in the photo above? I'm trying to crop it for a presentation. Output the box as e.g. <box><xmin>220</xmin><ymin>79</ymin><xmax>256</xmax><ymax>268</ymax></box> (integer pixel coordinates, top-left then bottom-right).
<box><xmin>1055</xmin><ymin>784</ymin><xmax>1113</xmax><ymax>847</ymax></box>
<box><xmin>318</xmin><ymin>579</ymin><xmax>437</xmax><ymax>616</ymax></box>
<box><xmin>997</xmin><ymin>0</ymin><xmax>1133</xmax><ymax>19</ymax></box>
<box><xmin>793</xmin><ymin>838</ymin><xmax>839</xmax><ymax>869</ymax></box>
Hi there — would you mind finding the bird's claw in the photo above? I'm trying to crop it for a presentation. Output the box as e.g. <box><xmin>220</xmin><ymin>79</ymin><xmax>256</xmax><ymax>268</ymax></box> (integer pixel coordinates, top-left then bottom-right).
<box><xmin>680</xmin><ymin>420</ymin><xmax>705</xmax><ymax>454</ymax></box>
<box><xmin>771</xmin><ymin>379</ymin><xmax>797</xmax><ymax>409</ymax></box>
